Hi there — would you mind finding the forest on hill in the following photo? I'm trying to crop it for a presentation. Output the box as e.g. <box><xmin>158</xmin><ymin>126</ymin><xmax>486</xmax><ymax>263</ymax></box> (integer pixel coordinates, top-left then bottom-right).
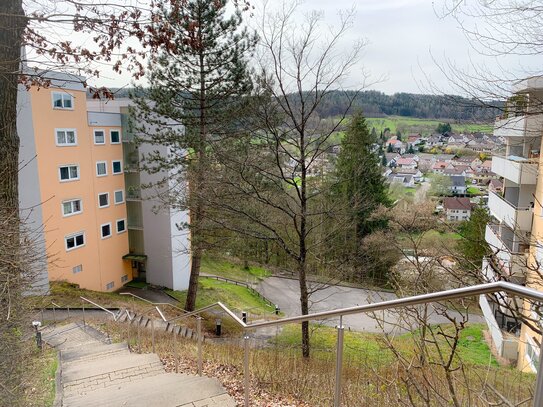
<box><xmin>101</xmin><ymin>88</ymin><xmax>498</xmax><ymax>123</ymax></box>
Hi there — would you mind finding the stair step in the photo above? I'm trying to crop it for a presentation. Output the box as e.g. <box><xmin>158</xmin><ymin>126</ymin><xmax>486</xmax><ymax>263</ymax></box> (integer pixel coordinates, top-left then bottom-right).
<box><xmin>62</xmin><ymin>353</ymin><xmax>164</xmax><ymax>396</ymax></box>
<box><xmin>61</xmin><ymin>342</ymin><xmax>129</xmax><ymax>363</ymax></box>
<box><xmin>63</xmin><ymin>373</ymin><xmax>234</xmax><ymax>407</ymax></box>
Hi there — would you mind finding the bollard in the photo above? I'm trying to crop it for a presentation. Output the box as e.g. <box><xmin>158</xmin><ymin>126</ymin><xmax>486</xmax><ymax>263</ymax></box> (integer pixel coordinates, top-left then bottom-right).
<box><xmin>275</xmin><ymin>305</ymin><xmax>280</xmax><ymax>315</ymax></box>
<box><xmin>242</xmin><ymin>311</ymin><xmax>247</xmax><ymax>324</ymax></box>
<box><xmin>215</xmin><ymin>319</ymin><xmax>222</xmax><ymax>336</ymax></box>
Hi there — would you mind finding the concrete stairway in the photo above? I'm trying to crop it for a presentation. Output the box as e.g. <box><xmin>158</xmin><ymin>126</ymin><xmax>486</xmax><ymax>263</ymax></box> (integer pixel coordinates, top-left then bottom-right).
<box><xmin>42</xmin><ymin>322</ymin><xmax>236</xmax><ymax>407</ymax></box>
<box><xmin>116</xmin><ymin>309</ymin><xmax>199</xmax><ymax>341</ymax></box>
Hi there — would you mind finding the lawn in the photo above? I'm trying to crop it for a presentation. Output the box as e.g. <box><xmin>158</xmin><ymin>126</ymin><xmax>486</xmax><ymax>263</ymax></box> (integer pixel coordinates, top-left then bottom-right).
<box><xmin>272</xmin><ymin>323</ymin><xmax>498</xmax><ymax>367</ymax></box>
<box><xmin>201</xmin><ymin>256</ymin><xmax>272</xmax><ymax>282</ymax></box>
<box><xmin>397</xmin><ymin>229</ymin><xmax>462</xmax><ymax>250</ymax></box>
<box><xmin>467</xmin><ymin>186</ymin><xmax>485</xmax><ymax>195</ymax></box>
<box><xmin>165</xmin><ymin>278</ymin><xmax>275</xmax><ymax>316</ymax></box>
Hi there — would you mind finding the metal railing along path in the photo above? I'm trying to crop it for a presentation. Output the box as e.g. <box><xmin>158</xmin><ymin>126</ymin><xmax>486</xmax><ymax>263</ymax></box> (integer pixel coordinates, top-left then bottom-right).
<box><xmin>175</xmin><ymin>281</ymin><xmax>543</xmax><ymax>407</ymax></box>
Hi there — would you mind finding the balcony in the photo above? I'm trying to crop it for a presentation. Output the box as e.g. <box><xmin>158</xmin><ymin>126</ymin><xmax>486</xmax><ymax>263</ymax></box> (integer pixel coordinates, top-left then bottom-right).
<box><xmin>494</xmin><ymin>114</ymin><xmax>543</xmax><ymax>138</ymax></box>
<box><xmin>492</xmin><ymin>155</ymin><xmax>538</xmax><ymax>185</ymax></box>
<box><xmin>484</xmin><ymin>225</ymin><xmax>528</xmax><ymax>278</ymax></box>
<box><xmin>126</xmin><ymin>186</ymin><xmax>142</xmax><ymax>201</ymax></box>
<box><xmin>488</xmin><ymin>190</ymin><xmax>533</xmax><ymax>231</ymax></box>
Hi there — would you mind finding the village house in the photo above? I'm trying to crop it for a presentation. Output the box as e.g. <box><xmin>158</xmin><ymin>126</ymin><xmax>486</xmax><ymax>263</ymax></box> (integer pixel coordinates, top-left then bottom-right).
<box><xmin>395</xmin><ymin>157</ymin><xmax>418</xmax><ymax>169</ymax></box>
<box><xmin>450</xmin><ymin>175</ymin><xmax>467</xmax><ymax>195</ymax></box>
<box><xmin>443</xmin><ymin>197</ymin><xmax>475</xmax><ymax>221</ymax></box>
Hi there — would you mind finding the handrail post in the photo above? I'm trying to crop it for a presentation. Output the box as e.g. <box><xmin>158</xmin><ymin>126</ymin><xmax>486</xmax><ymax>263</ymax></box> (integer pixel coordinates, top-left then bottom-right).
<box><xmin>197</xmin><ymin>317</ymin><xmax>203</xmax><ymax>376</ymax></box>
<box><xmin>533</xmin><ymin>339</ymin><xmax>543</xmax><ymax>407</ymax></box>
<box><xmin>334</xmin><ymin>316</ymin><xmax>344</xmax><ymax>407</ymax></box>
<box><xmin>82</xmin><ymin>304</ymin><xmax>86</xmax><ymax>330</ymax></box>
<box><xmin>244</xmin><ymin>334</ymin><xmax>250</xmax><ymax>407</ymax></box>
<box><xmin>174</xmin><ymin>326</ymin><xmax>179</xmax><ymax>374</ymax></box>
<box><xmin>53</xmin><ymin>305</ymin><xmax>56</xmax><ymax>322</ymax></box>
<box><xmin>151</xmin><ymin>318</ymin><xmax>155</xmax><ymax>353</ymax></box>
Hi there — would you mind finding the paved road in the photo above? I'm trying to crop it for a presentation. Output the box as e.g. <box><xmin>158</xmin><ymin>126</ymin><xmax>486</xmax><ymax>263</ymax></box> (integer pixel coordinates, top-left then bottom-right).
<box><xmin>256</xmin><ymin>277</ymin><xmax>484</xmax><ymax>333</ymax></box>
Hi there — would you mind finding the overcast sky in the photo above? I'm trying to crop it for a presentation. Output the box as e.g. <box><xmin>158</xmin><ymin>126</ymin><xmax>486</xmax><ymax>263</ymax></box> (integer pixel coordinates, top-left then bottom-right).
<box><xmin>89</xmin><ymin>0</ymin><xmax>543</xmax><ymax>96</ymax></box>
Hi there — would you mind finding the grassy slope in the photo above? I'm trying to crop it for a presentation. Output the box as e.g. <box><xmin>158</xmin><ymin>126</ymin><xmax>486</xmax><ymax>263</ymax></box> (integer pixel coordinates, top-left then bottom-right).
<box><xmin>166</xmin><ymin>278</ymin><xmax>274</xmax><ymax>316</ymax></box>
<box><xmin>274</xmin><ymin>323</ymin><xmax>498</xmax><ymax>367</ymax></box>
<box><xmin>201</xmin><ymin>256</ymin><xmax>271</xmax><ymax>281</ymax></box>
<box><xmin>22</xmin><ymin>344</ymin><xmax>57</xmax><ymax>407</ymax></box>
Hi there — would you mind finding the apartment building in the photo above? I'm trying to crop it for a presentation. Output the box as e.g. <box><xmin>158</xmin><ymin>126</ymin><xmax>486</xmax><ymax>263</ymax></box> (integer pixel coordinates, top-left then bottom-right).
<box><xmin>481</xmin><ymin>76</ymin><xmax>543</xmax><ymax>371</ymax></box>
<box><xmin>18</xmin><ymin>71</ymin><xmax>190</xmax><ymax>292</ymax></box>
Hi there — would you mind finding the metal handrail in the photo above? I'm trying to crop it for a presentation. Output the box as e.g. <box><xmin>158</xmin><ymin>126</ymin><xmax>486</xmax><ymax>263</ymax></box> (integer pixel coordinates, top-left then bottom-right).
<box><xmin>119</xmin><ymin>291</ymin><xmax>189</xmax><ymax>314</ymax></box>
<box><xmin>168</xmin><ymin>281</ymin><xmax>543</xmax><ymax>407</ymax></box>
<box><xmin>80</xmin><ymin>296</ymin><xmax>118</xmax><ymax>320</ymax></box>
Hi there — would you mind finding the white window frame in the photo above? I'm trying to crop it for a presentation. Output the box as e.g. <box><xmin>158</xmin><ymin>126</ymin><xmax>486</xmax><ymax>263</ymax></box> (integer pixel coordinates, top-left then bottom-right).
<box><xmin>101</xmin><ymin>222</ymin><xmax>112</xmax><ymax>239</ymax></box>
<box><xmin>73</xmin><ymin>264</ymin><xmax>83</xmax><ymax>274</ymax></box>
<box><xmin>112</xmin><ymin>160</ymin><xmax>123</xmax><ymax>175</ymax></box>
<box><xmin>96</xmin><ymin>161</ymin><xmax>108</xmax><ymax>177</ymax></box>
<box><xmin>114</xmin><ymin>189</ymin><xmax>124</xmax><ymax>204</ymax></box>
<box><xmin>59</xmin><ymin>164</ymin><xmax>79</xmax><ymax>182</ymax></box>
<box><xmin>52</xmin><ymin>91</ymin><xmax>74</xmax><ymax>110</ymax></box>
<box><xmin>61</xmin><ymin>198</ymin><xmax>82</xmax><ymax>217</ymax></box>
<box><xmin>110</xmin><ymin>129</ymin><xmax>121</xmax><ymax>144</ymax></box>
<box><xmin>98</xmin><ymin>192</ymin><xmax>109</xmax><ymax>208</ymax></box>
<box><xmin>65</xmin><ymin>231</ymin><xmax>85</xmax><ymax>251</ymax></box>
<box><xmin>116</xmin><ymin>218</ymin><xmax>127</xmax><ymax>234</ymax></box>
<box><xmin>93</xmin><ymin>129</ymin><xmax>106</xmax><ymax>145</ymax></box>
<box><xmin>55</xmin><ymin>128</ymin><xmax>77</xmax><ymax>146</ymax></box>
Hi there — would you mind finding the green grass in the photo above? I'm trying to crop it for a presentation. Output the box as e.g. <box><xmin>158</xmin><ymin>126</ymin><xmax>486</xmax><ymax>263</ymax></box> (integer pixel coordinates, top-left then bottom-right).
<box><xmin>201</xmin><ymin>256</ymin><xmax>271</xmax><ymax>282</ymax></box>
<box><xmin>166</xmin><ymin>278</ymin><xmax>274</xmax><ymax>315</ymax></box>
<box><xmin>273</xmin><ymin>323</ymin><xmax>498</xmax><ymax>367</ymax></box>
<box><xmin>123</xmin><ymin>280</ymin><xmax>149</xmax><ymax>289</ymax></box>
<box><xmin>22</xmin><ymin>344</ymin><xmax>58</xmax><ymax>406</ymax></box>
<box><xmin>467</xmin><ymin>186</ymin><xmax>484</xmax><ymax>195</ymax></box>
<box><xmin>365</xmin><ymin>116</ymin><xmax>492</xmax><ymax>136</ymax></box>
<box><xmin>397</xmin><ymin>229</ymin><xmax>461</xmax><ymax>250</ymax></box>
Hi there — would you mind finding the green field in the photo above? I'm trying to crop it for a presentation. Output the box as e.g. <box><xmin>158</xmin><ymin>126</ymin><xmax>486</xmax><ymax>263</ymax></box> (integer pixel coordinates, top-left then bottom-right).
<box><xmin>366</xmin><ymin>116</ymin><xmax>492</xmax><ymax>136</ymax></box>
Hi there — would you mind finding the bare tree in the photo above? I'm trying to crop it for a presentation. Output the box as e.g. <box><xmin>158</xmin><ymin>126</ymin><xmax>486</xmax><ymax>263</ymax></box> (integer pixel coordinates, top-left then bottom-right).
<box><xmin>204</xmin><ymin>1</ymin><xmax>369</xmax><ymax>357</ymax></box>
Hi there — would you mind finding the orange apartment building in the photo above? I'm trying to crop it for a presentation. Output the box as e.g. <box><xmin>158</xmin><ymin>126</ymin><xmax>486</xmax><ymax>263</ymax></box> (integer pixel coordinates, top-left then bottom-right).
<box><xmin>18</xmin><ymin>71</ymin><xmax>191</xmax><ymax>292</ymax></box>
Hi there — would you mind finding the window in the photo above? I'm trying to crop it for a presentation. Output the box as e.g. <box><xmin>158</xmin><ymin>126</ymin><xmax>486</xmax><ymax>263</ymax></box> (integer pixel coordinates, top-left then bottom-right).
<box><xmin>96</xmin><ymin>161</ymin><xmax>107</xmax><ymax>177</ymax></box>
<box><xmin>121</xmin><ymin>274</ymin><xmax>128</xmax><ymax>283</ymax></box>
<box><xmin>52</xmin><ymin>92</ymin><xmax>73</xmax><ymax>109</ymax></box>
<box><xmin>94</xmin><ymin>129</ymin><xmax>105</xmax><ymax>145</ymax></box>
<box><xmin>114</xmin><ymin>190</ymin><xmax>124</xmax><ymax>204</ymax></box>
<box><xmin>106</xmin><ymin>281</ymin><xmax>115</xmax><ymax>290</ymax></box>
<box><xmin>56</xmin><ymin>129</ymin><xmax>77</xmax><ymax>146</ymax></box>
<box><xmin>73</xmin><ymin>264</ymin><xmax>83</xmax><ymax>274</ymax></box>
<box><xmin>116</xmin><ymin>219</ymin><xmax>126</xmax><ymax>233</ymax></box>
<box><xmin>59</xmin><ymin>165</ymin><xmax>79</xmax><ymax>181</ymax></box>
<box><xmin>62</xmin><ymin>199</ymin><xmax>82</xmax><ymax>217</ymax></box>
<box><xmin>65</xmin><ymin>232</ymin><xmax>85</xmax><ymax>251</ymax></box>
<box><xmin>101</xmin><ymin>223</ymin><xmax>112</xmax><ymax>239</ymax></box>
<box><xmin>112</xmin><ymin>160</ymin><xmax>122</xmax><ymax>174</ymax></box>
<box><xmin>98</xmin><ymin>193</ymin><xmax>109</xmax><ymax>208</ymax></box>
<box><xmin>110</xmin><ymin>130</ymin><xmax>121</xmax><ymax>144</ymax></box>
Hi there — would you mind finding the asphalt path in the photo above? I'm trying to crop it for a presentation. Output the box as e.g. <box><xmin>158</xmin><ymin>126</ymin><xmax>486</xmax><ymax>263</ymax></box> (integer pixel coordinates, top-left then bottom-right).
<box><xmin>256</xmin><ymin>276</ymin><xmax>485</xmax><ymax>334</ymax></box>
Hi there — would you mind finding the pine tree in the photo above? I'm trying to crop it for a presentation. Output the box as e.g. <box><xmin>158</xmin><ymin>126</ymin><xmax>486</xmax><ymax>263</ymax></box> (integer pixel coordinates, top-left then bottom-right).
<box><xmin>387</xmin><ymin>143</ymin><xmax>393</xmax><ymax>153</ymax></box>
<box><xmin>407</xmin><ymin>144</ymin><xmax>415</xmax><ymax>154</ymax></box>
<box><xmin>131</xmin><ymin>0</ymin><xmax>256</xmax><ymax>311</ymax></box>
<box><xmin>334</xmin><ymin>112</ymin><xmax>392</xmax><ymax>240</ymax></box>
<box><xmin>381</xmin><ymin>154</ymin><xmax>387</xmax><ymax>167</ymax></box>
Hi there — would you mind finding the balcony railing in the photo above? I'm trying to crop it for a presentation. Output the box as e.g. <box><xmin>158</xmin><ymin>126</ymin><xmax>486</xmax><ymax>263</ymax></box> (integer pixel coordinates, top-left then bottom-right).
<box><xmin>494</xmin><ymin>114</ymin><xmax>543</xmax><ymax>138</ymax></box>
<box><xmin>492</xmin><ymin>155</ymin><xmax>538</xmax><ymax>185</ymax></box>
<box><xmin>488</xmin><ymin>190</ymin><xmax>533</xmax><ymax>231</ymax></box>
<box><xmin>126</xmin><ymin>186</ymin><xmax>141</xmax><ymax>201</ymax></box>
<box><xmin>485</xmin><ymin>225</ymin><xmax>528</xmax><ymax>278</ymax></box>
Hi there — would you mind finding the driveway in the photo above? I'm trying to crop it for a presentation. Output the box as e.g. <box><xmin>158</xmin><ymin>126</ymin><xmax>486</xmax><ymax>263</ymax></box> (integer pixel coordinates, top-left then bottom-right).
<box><xmin>256</xmin><ymin>277</ymin><xmax>484</xmax><ymax>333</ymax></box>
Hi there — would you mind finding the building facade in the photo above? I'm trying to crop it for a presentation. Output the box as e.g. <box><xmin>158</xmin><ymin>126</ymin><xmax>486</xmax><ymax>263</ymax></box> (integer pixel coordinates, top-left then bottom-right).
<box><xmin>481</xmin><ymin>76</ymin><xmax>543</xmax><ymax>371</ymax></box>
<box><xmin>18</xmin><ymin>72</ymin><xmax>190</xmax><ymax>292</ymax></box>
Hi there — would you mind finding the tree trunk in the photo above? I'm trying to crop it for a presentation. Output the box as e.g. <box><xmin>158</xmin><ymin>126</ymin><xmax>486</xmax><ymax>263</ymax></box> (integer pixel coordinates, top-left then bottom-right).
<box><xmin>0</xmin><ymin>1</ymin><xmax>26</xmax><ymax>404</ymax></box>
<box><xmin>185</xmin><ymin>245</ymin><xmax>201</xmax><ymax>311</ymax></box>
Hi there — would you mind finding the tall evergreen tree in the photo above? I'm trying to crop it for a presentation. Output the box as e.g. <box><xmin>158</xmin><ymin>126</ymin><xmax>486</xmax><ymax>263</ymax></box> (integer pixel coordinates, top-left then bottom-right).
<box><xmin>131</xmin><ymin>0</ymin><xmax>256</xmax><ymax>310</ymax></box>
<box><xmin>334</xmin><ymin>112</ymin><xmax>392</xmax><ymax>241</ymax></box>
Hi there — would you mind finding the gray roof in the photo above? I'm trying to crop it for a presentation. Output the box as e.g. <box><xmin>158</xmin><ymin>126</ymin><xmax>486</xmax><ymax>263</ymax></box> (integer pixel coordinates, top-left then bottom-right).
<box><xmin>450</xmin><ymin>175</ymin><xmax>466</xmax><ymax>187</ymax></box>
